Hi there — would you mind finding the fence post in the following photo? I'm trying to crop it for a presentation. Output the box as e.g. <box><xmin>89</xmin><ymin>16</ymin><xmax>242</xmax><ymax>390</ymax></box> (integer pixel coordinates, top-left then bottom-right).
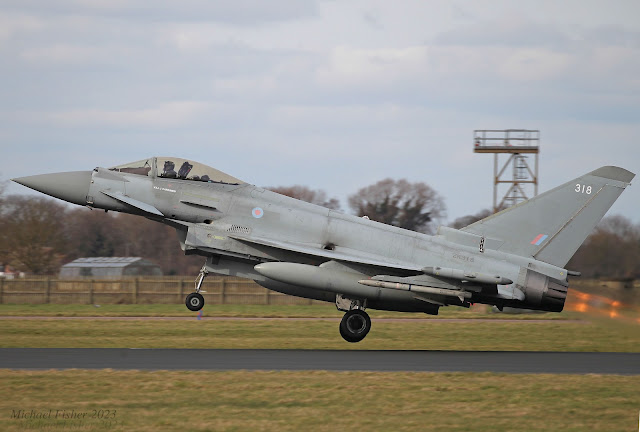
<box><xmin>45</xmin><ymin>278</ymin><xmax>51</xmax><ymax>304</ymax></box>
<box><xmin>220</xmin><ymin>278</ymin><xmax>226</xmax><ymax>305</ymax></box>
<box><xmin>0</xmin><ymin>278</ymin><xmax>4</xmax><ymax>304</ymax></box>
<box><xmin>133</xmin><ymin>278</ymin><xmax>139</xmax><ymax>304</ymax></box>
<box><xmin>179</xmin><ymin>279</ymin><xmax>185</xmax><ymax>303</ymax></box>
<box><xmin>89</xmin><ymin>280</ymin><xmax>94</xmax><ymax>305</ymax></box>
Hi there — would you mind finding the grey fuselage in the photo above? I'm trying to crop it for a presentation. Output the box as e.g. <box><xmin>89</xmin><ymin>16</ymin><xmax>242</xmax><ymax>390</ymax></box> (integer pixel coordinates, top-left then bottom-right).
<box><xmin>84</xmin><ymin>162</ymin><xmax>568</xmax><ymax>315</ymax></box>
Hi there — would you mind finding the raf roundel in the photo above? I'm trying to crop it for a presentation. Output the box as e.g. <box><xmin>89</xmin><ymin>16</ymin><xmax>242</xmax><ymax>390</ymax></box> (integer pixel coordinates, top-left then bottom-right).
<box><xmin>252</xmin><ymin>207</ymin><xmax>264</xmax><ymax>219</ymax></box>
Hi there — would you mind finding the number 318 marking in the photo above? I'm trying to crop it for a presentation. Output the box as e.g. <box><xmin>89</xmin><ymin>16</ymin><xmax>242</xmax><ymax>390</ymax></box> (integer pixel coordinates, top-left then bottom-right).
<box><xmin>575</xmin><ymin>184</ymin><xmax>592</xmax><ymax>194</ymax></box>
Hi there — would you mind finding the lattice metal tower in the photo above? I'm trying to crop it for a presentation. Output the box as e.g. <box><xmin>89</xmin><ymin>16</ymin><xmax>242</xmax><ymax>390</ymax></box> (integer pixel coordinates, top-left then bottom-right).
<box><xmin>473</xmin><ymin>129</ymin><xmax>539</xmax><ymax>213</ymax></box>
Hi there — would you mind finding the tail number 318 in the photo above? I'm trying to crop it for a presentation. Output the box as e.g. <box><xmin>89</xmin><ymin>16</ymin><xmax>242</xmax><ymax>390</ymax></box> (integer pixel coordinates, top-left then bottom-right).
<box><xmin>575</xmin><ymin>184</ymin><xmax>592</xmax><ymax>194</ymax></box>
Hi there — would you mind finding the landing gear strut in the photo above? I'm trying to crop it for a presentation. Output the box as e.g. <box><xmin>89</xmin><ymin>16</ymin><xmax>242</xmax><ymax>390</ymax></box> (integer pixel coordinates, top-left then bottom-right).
<box><xmin>185</xmin><ymin>264</ymin><xmax>208</xmax><ymax>312</ymax></box>
<box><xmin>336</xmin><ymin>294</ymin><xmax>371</xmax><ymax>343</ymax></box>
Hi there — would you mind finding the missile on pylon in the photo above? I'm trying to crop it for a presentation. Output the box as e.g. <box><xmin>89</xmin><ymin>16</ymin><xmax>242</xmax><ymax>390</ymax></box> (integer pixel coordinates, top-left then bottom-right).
<box><xmin>358</xmin><ymin>279</ymin><xmax>472</xmax><ymax>302</ymax></box>
<box><xmin>422</xmin><ymin>266</ymin><xmax>513</xmax><ymax>285</ymax></box>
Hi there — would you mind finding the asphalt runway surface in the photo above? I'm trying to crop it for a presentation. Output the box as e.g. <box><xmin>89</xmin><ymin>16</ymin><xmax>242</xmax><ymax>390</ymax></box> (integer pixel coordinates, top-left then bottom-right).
<box><xmin>1</xmin><ymin>348</ymin><xmax>638</xmax><ymax>374</ymax></box>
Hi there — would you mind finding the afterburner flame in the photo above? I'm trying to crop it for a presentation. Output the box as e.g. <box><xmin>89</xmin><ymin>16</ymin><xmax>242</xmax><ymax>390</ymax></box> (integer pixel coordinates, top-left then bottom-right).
<box><xmin>566</xmin><ymin>288</ymin><xmax>639</xmax><ymax>325</ymax></box>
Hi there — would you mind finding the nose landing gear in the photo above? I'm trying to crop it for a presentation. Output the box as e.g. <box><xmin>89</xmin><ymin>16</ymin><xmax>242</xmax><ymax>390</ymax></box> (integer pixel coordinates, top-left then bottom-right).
<box><xmin>186</xmin><ymin>292</ymin><xmax>205</xmax><ymax>311</ymax></box>
<box><xmin>185</xmin><ymin>265</ymin><xmax>208</xmax><ymax>312</ymax></box>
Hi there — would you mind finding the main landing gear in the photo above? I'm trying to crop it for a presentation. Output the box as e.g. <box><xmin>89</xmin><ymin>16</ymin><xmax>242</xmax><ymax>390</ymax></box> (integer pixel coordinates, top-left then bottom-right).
<box><xmin>185</xmin><ymin>265</ymin><xmax>208</xmax><ymax>312</ymax></box>
<box><xmin>336</xmin><ymin>294</ymin><xmax>371</xmax><ymax>343</ymax></box>
<box><xmin>340</xmin><ymin>309</ymin><xmax>371</xmax><ymax>343</ymax></box>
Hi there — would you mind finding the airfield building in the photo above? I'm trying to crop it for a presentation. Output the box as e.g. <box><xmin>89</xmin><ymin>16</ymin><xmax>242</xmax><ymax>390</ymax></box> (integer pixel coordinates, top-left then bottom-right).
<box><xmin>59</xmin><ymin>257</ymin><xmax>163</xmax><ymax>278</ymax></box>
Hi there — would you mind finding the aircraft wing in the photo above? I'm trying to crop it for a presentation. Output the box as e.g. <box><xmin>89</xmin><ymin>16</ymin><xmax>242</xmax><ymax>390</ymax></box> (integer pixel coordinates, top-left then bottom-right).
<box><xmin>228</xmin><ymin>234</ymin><xmax>423</xmax><ymax>273</ymax></box>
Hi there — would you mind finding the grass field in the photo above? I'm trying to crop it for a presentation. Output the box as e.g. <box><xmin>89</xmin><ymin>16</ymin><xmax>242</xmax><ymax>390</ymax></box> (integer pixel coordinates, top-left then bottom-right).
<box><xmin>1</xmin><ymin>314</ymin><xmax>638</xmax><ymax>352</ymax></box>
<box><xmin>1</xmin><ymin>370</ymin><xmax>639</xmax><ymax>432</ymax></box>
<box><xmin>1</xmin><ymin>304</ymin><xmax>638</xmax><ymax>431</ymax></box>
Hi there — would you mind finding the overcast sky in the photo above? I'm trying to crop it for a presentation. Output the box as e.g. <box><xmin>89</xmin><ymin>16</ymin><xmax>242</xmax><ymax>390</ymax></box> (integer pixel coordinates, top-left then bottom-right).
<box><xmin>1</xmin><ymin>0</ymin><xmax>639</xmax><ymax>224</ymax></box>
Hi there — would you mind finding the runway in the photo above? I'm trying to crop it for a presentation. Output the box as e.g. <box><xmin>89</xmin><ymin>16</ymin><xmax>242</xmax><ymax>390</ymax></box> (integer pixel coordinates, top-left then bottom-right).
<box><xmin>1</xmin><ymin>348</ymin><xmax>639</xmax><ymax>374</ymax></box>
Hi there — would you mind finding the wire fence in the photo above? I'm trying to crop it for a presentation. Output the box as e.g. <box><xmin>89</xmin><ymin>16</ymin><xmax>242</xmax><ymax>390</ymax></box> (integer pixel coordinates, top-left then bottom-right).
<box><xmin>0</xmin><ymin>277</ymin><xmax>316</xmax><ymax>306</ymax></box>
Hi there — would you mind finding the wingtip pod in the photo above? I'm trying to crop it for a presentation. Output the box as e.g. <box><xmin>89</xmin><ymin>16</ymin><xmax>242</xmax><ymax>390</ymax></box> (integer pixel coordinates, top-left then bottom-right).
<box><xmin>589</xmin><ymin>166</ymin><xmax>635</xmax><ymax>184</ymax></box>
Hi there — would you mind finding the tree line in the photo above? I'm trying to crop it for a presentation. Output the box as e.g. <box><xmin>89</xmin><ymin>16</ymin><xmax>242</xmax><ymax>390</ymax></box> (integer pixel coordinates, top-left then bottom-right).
<box><xmin>0</xmin><ymin>178</ymin><xmax>637</xmax><ymax>279</ymax></box>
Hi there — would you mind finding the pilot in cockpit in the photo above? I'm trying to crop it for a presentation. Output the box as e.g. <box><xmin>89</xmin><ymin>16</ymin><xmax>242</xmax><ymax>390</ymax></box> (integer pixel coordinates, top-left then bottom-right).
<box><xmin>178</xmin><ymin>161</ymin><xmax>193</xmax><ymax>179</ymax></box>
<box><xmin>162</xmin><ymin>161</ymin><xmax>177</xmax><ymax>178</ymax></box>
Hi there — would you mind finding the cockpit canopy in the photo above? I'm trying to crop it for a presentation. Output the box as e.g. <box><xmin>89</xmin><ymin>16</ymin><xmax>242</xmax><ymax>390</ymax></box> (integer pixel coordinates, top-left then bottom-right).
<box><xmin>109</xmin><ymin>157</ymin><xmax>244</xmax><ymax>184</ymax></box>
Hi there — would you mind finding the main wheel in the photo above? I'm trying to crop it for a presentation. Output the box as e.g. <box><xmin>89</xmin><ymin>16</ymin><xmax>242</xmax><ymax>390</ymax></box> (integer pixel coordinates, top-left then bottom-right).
<box><xmin>339</xmin><ymin>309</ymin><xmax>371</xmax><ymax>343</ymax></box>
<box><xmin>339</xmin><ymin>322</ymin><xmax>358</xmax><ymax>343</ymax></box>
<box><xmin>185</xmin><ymin>292</ymin><xmax>205</xmax><ymax>311</ymax></box>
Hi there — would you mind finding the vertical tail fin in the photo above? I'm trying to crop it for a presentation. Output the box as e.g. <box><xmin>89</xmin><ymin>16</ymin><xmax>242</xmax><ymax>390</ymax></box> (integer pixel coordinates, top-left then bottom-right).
<box><xmin>462</xmin><ymin>166</ymin><xmax>635</xmax><ymax>267</ymax></box>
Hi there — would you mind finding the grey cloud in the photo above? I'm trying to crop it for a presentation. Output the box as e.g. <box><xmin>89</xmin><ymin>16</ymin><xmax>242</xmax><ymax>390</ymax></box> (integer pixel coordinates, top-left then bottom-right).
<box><xmin>362</xmin><ymin>11</ymin><xmax>384</xmax><ymax>30</ymax></box>
<box><xmin>1</xmin><ymin>0</ymin><xmax>319</xmax><ymax>24</ymax></box>
<box><xmin>2</xmin><ymin>1</ymin><xmax>638</xmax><ymax>223</ymax></box>
<box><xmin>434</xmin><ymin>19</ymin><xmax>572</xmax><ymax>48</ymax></box>
<box><xmin>582</xmin><ymin>26</ymin><xmax>640</xmax><ymax>48</ymax></box>
<box><xmin>451</xmin><ymin>3</ymin><xmax>475</xmax><ymax>21</ymax></box>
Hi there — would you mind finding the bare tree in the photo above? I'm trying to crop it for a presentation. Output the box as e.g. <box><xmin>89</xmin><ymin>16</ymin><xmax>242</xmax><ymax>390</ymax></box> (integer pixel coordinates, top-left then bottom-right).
<box><xmin>65</xmin><ymin>208</ymin><xmax>123</xmax><ymax>259</ymax></box>
<box><xmin>0</xmin><ymin>181</ymin><xmax>6</xmax><ymax>268</ymax></box>
<box><xmin>0</xmin><ymin>176</ymin><xmax>7</xmax><ymax>209</ymax></box>
<box><xmin>348</xmin><ymin>178</ymin><xmax>446</xmax><ymax>233</ymax></box>
<box><xmin>112</xmin><ymin>213</ymin><xmax>202</xmax><ymax>275</ymax></box>
<box><xmin>267</xmin><ymin>185</ymin><xmax>341</xmax><ymax>210</ymax></box>
<box><xmin>568</xmin><ymin>215</ymin><xmax>640</xmax><ymax>279</ymax></box>
<box><xmin>450</xmin><ymin>209</ymin><xmax>492</xmax><ymax>229</ymax></box>
<box><xmin>0</xmin><ymin>196</ymin><xmax>69</xmax><ymax>274</ymax></box>
<box><xmin>64</xmin><ymin>209</ymin><xmax>203</xmax><ymax>275</ymax></box>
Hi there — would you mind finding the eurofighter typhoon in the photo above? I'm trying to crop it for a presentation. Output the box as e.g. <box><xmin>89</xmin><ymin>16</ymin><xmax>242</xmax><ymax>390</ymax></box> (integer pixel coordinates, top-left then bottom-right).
<box><xmin>12</xmin><ymin>158</ymin><xmax>634</xmax><ymax>342</ymax></box>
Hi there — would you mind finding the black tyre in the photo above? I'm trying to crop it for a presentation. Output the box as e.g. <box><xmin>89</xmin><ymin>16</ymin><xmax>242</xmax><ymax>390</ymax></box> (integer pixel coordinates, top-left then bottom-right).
<box><xmin>339</xmin><ymin>322</ymin><xmax>359</xmax><ymax>343</ymax></box>
<box><xmin>186</xmin><ymin>292</ymin><xmax>205</xmax><ymax>311</ymax></box>
<box><xmin>339</xmin><ymin>309</ymin><xmax>371</xmax><ymax>343</ymax></box>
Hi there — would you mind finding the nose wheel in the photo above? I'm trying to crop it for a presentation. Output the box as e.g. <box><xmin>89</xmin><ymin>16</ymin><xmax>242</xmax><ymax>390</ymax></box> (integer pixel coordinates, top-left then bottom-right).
<box><xmin>339</xmin><ymin>309</ymin><xmax>371</xmax><ymax>343</ymax></box>
<box><xmin>185</xmin><ymin>264</ymin><xmax>208</xmax><ymax>312</ymax></box>
<box><xmin>186</xmin><ymin>292</ymin><xmax>205</xmax><ymax>311</ymax></box>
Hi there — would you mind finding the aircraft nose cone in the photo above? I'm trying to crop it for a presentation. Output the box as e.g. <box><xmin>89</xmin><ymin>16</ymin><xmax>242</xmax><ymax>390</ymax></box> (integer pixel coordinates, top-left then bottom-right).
<box><xmin>12</xmin><ymin>171</ymin><xmax>93</xmax><ymax>206</ymax></box>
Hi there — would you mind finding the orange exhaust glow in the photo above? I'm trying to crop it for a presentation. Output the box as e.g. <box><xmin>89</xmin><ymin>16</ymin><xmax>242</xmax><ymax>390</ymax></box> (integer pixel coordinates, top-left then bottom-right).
<box><xmin>567</xmin><ymin>288</ymin><xmax>639</xmax><ymax>325</ymax></box>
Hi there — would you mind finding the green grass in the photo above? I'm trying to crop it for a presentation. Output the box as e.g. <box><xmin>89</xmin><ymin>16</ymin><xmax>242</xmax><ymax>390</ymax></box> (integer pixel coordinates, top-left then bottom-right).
<box><xmin>1</xmin><ymin>370</ymin><xmax>638</xmax><ymax>431</ymax></box>
<box><xmin>1</xmin><ymin>304</ymin><xmax>637</xmax><ymax>431</ymax></box>
<box><xmin>0</xmin><ymin>303</ymin><xmax>569</xmax><ymax>319</ymax></box>
<box><xmin>1</xmin><ymin>316</ymin><xmax>638</xmax><ymax>351</ymax></box>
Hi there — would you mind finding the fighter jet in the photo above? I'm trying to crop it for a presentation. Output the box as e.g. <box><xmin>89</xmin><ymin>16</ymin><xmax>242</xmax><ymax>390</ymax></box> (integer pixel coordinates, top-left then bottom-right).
<box><xmin>12</xmin><ymin>157</ymin><xmax>635</xmax><ymax>342</ymax></box>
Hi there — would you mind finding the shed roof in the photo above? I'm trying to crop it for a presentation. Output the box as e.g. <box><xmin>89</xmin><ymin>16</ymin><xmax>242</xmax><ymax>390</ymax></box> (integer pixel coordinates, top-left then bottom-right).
<box><xmin>62</xmin><ymin>257</ymin><xmax>153</xmax><ymax>268</ymax></box>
